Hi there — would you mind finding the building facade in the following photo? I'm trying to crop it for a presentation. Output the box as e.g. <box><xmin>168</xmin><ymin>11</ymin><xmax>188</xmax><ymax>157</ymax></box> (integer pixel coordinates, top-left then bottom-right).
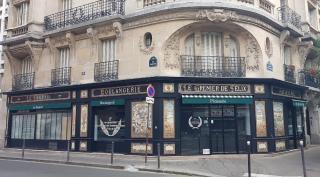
<box><xmin>1</xmin><ymin>0</ymin><xmax>320</xmax><ymax>155</ymax></box>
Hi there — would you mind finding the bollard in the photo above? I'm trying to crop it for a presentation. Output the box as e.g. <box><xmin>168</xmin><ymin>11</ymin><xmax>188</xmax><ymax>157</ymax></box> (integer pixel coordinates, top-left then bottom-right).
<box><xmin>300</xmin><ymin>140</ymin><xmax>307</xmax><ymax>177</ymax></box>
<box><xmin>247</xmin><ymin>140</ymin><xmax>251</xmax><ymax>177</ymax></box>
<box><xmin>157</xmin><ymin>142</ymin><xmax>160</xmax><ymax>169</ymax></box>
<box><xmin>111</xmin><ymin>141</ymin><xmax>114</xmax><ymax>165</ymax></box>
<box><xmin>66</xmin><ymin>140</ymin><xmax>70</xmax><ymax>162</ymax></box>
<box><xmin>22</xmin><ymin>138</ymin><xmax>25</xmax><ymax>159</ymax></box>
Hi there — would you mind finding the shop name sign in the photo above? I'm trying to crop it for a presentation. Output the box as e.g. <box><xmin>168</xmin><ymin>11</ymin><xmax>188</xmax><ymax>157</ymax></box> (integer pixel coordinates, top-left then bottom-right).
<box><xmin>11</xmin><ymin>91</ymin><xmax>71</xmax><ymax>104</ymax></box>
<box><xmin>179</xmin><ymin>84</ymin><xmax>251</xmax><ymax>94</ymax></box>
<box><xmin>272</xmin><ymin>86</ymin><xmax>302</xmax><ymax>98</ymax></box>
<box><xmin>92</xmin><ymin>85</ymin><xmax>148</xmax><ymax>97</ymax></box>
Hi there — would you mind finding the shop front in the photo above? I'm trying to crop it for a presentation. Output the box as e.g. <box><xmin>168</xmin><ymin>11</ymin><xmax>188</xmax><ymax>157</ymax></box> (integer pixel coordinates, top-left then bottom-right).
<box><xmin>5</xmin><ymin>77</ymin><xmax>308</xmax><ymax>155</ymax></box>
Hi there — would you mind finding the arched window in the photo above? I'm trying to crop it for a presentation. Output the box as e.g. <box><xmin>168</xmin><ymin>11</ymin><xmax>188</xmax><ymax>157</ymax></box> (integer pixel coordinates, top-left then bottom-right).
<box><xmin>184</xmin><ymin>34</ymin><xmax>195</xmax><ymax>56</ymax></box>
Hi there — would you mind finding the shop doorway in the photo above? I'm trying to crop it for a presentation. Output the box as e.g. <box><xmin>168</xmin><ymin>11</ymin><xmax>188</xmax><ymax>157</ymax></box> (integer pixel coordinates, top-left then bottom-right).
<box><xmin>181</xmin><ymin>105</ymin><xmax>250</xmax><ymax>155</ymax></box>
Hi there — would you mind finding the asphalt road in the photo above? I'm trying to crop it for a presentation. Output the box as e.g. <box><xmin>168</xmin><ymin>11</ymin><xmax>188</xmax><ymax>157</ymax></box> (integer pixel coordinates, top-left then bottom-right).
<box><xmin>0</xmin><ymin>159</ymin><xmax>187</xmax><ymax>177</ymax></box>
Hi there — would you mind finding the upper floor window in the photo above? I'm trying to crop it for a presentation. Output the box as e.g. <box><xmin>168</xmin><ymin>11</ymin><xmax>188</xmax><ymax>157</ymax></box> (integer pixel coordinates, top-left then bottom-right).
<box><xmin>58</xmin><ymin>47</ymin><xmax>70</xmax><ymax>68</ymax></box>
<box><xmin>201</xmin><ymin>32</ymin><xmax>223</xmax><ymax>56</ymax></box>
<box><xmin>101</xmin><ymin>39</ymin><xmax>116</xmax><ymax>62</ymax></box>
<box><xmin>284</xmin><ymin>45</ymin><xmax>292</xmax><ymax>65</ymax></box>
<box><xmin>21</xmin><ymin>57</ymin><xmax>33</xmax><ymax>74</ymax></box>
<box><xmin>16</xmin><ymin>2</ymin><xmax>29</xmax><ymax>26</ymax></box>
<box><xmin>62</xmin><ymin>0</ymin><xmax>72</xmax><ymax>10</ymax></box>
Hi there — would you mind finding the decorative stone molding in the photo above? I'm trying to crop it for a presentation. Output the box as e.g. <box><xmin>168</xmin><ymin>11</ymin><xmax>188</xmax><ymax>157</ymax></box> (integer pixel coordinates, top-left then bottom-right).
<box><xmin>280</xmin><ymin>30</ymin><xmax>290</xmax><ymax>44</ymax></box>
<box><xmin>66</xmin><ymin>32</ymin><xmax>75</xmax><ymax>47</ymax></box>
<box><xmin>112</xmin><ymin>22</ymin><xmax>123</xmax><ymax>38</ymax></box>
<box><xmin>298</xmin><ymin>41</ymin><xmax>313</xmax><ymax>64</ymax></box>
<box><xmin>139</xmin><ymin>36</ymin><xmax>155</xmax><ymax>55</ymax></box>
<box><xmin>25</xmin><ymin>41</ymin><xmax>45</xmax><ymax>71</ymax></box>
<box><xmin>45</xmin><ymin>38</ymin><xmax>54</xmax><ymax>53</ymax></box>
<box><xmin>245</xmin><ymin>33</ymin><xmax>262</xmax><ymax>72</ymax></box>
<box><xmin>87</xmin><ymin>27</ymin><xmax>99</xmax><ymax>57</ymax></box>
<box><xmin>163</xmin><ymin>33</ymin><xmax>180</xmax><ymax>70</ymax></box>
<box><xmin>196</xmin><ymin>9</ymin><xmax>238</xmax><ymax>22</ymax></box>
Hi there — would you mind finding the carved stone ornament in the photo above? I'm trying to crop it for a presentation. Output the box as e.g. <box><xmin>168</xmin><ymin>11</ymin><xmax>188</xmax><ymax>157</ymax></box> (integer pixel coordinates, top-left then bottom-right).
<box><xmin>139</xmin><ymin>36</ymin><xmax>155</xmax><ymax>55</ymax></box>
<box><xmin>196</xmin><ymin>9</ymin><xmax>238</xmax><ymax>22</ymax></box>
<box><xmin>163</xmin><ymin>32</ymin><xmax>180</xmax><ymax>69</ymax></box>
<box><xmin>298</xmin><ymin>41</ymin><xmax>313</xmax><ymax>63</ymax></box>
<box><xmin>265</xmin><ymin>37</ymin><xmax>273</xmax><ymax>58</ymax></box>
<box><xmin>66</xmin><ymin>32</ymin><xmax>75</xmax><ymax>46</ymax></box>
<box><xmin>112</xmin><ymin>22</ymin><xmax>123</xmax><ymax>38</ymax></box>
<box><xmin>245</xmin><ymin>33</ymin><xmax>262</xmax><ymax>72</ymax></box>
<box><xmin>86</xmin><ymin>27</ymin><xmax>99</xmax><ymax>57</ymax></box>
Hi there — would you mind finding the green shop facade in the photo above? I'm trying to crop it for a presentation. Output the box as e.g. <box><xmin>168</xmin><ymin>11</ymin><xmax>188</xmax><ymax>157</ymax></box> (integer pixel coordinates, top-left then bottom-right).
<box><xmin>5</xmin><ymin>77</ymin><xmax>308</xmax><ymax>155</ymax></box>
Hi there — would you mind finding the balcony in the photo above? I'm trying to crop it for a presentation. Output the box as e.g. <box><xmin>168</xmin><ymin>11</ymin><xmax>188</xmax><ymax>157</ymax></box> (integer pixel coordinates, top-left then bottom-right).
<box><xmin>94</xmin><ymin>60</ymin><xmax>119</xmax><ymax>82</ymax></box>
<box><xmin>259</xmin><ymin>0</ymin><xmax>274</xmax><ymax>14</ymax></box>
<box><xmin>144</xmin><ymin>0</ymin><xmax>166</xmax><ymax>7</ymax></box>
<box><xmin>44</xmin><ymin>0</ymin><xmax>125</xmax><ymax>31</ymax></box>
<box><xmin>277</xmin><ymin>5</ymin><xmax>302</xmax><ymax>30</ymax></box>
<box><xmin>51</xmin><ymin>67</ymin><xmax>71</xmax><ymax>86</ymax></box>
<box><xmin>9</xmin><ymin>24</ymin><xmax>28</xmax><ymax>37</ymax></box>
<box><xmin>298</xmin><ymin>70</ymin><xmax>320</xmax><ymax>88</ymax></box>
<box><xmin>180</xmin><ymin>55</ymin><xmax>246</xmax><ymax>77</ymax></box>
<box><xmin>12</xmin><ymin>72</ymin><xmax>34</xmax><ymax>91</ymax></box>
<box><xmin>284</xmin><ymin>64</ymin><xmax>296</xmax><ymax>83</ymax></box>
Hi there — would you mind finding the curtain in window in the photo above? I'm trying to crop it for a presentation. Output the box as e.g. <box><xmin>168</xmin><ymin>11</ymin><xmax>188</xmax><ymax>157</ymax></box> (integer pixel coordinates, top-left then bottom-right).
<box><xmin>16</xmin><ymin>2</ymin><xmax>29</xmax><ymax>26</ymax></box>
<box><xmin>284</xmin><ymin>46</ymin><xmax>292</xmax><ymax>65</ymax></box>
<box><xmin>62</xmin><ymin>0</ymin><xmax>72</xmax><ymax>10</ymax></box>
<box><xmin>21</xmin><ymin>57</ymin><xmax>33</xmax><ymax>74</ymax></box>
<box><xmin>59</xmin><ymin>48</ymin><xmax>70</xmax><ymax>68</ymax></box>
<box><xmin>102</xmin><ymin>39</ymin><xmax>116</xmax><ymax>62</ymax></box>
<box><xmin>201</xmin><ymin>32</ymin><xmax>223</xmax><ymax>70</ymax></box>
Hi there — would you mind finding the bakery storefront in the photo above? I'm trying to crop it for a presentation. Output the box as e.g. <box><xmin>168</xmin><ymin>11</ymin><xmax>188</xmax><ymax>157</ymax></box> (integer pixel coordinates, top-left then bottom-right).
<box><xmin>5</xmin><ymin>78</ymin><xmax>308</xmax><ymax>155</ymax></box>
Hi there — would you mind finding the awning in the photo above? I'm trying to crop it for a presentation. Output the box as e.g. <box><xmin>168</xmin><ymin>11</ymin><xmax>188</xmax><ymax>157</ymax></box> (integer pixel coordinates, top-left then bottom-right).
<box><xmin>9</xmin><ymin>102</ymin><xmax>71</xmax><ymax>111</ymax></box>
<box><xmin>91</xmin><ymin>99</ymin><xmax>125</xmax><ymax>107</ymax></box>
<box><xmin>182</xmin><ymin>95</ymin><xmax>253</xmax><ymax>105</ymax></box>
<box><xmin>292</xmin><ymin>99</ymin><xmax>307</xmax><ymax>107</ymax></box>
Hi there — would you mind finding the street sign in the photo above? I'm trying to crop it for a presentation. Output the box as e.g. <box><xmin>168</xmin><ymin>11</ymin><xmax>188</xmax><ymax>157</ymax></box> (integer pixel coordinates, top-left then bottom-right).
<box><xmin>146</xmin><ymin>97</ymin><xmax>154</xmax><ymax>104</ymax></box>
<box><xmin>147</xmin><ymin>85</ymin><xmax>155</xmax><ymax>98</ymax></box>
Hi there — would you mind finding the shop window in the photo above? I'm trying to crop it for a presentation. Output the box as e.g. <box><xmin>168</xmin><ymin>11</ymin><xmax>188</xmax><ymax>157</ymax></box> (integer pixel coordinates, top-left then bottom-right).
<box><xmin>35</xmin><ymin>111</ymin><xmax>71</xmax><ymax>140</ymax></box>
<box><xmin>255</xmin><ymin>101</ymin><xmax>267</xmax><ymax>137</ymax></box>
<box><xmin>163</xmin><ymin>100</ymin><xmax>175</xmax><ymax>139</ymax></box>
<box><xmin>11</xmin><ymin>114</ymin><xmax>35</xmax><ymax>139</ymax></box>
<box><xmin>16</xmin><ymin>2</ymin><xmax>29</xmax><ymax>26</ymax></box>
<box><xmin>101</xmin><ymin>39</ymin><xmax>116</xmax><ymax>62</ymax></box>
<box><xmin>273</xmin><ymin>102</ymin><xmax>285</xmax><ymax>137</ymax></box>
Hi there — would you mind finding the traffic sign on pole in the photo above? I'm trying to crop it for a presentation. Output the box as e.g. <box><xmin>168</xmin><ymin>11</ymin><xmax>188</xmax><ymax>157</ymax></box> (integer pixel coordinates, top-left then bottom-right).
<box><xmin>146</xmin><ymin>97</ymin><xmax>154</xmax><ymax>104</ymax></box>
<box><xmin>147</xmin><ymin>85</ymin><xmax>155</xmax><ymax>98</ymax></box>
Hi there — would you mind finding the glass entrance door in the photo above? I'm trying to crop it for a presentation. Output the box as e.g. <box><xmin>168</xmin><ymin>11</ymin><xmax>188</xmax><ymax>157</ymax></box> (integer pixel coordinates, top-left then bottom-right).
<box><xmin>210</xmin><ymin>106</ymin><xmax>237</xmax><ymax>153</ymax></box>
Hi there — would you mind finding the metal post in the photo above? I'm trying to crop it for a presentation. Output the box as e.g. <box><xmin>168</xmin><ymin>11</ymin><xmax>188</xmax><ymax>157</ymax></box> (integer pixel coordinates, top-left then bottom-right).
<box><xmin>157</xmin><ymin>142</ymin><xmax>160</xmax><ymax>169</ymax></box>
<box><xmin>22</xmin><ymin>138</ymin><xmax>25</xmax><ymax>159</ymax></box>
<box><xmin>300</xmin><ymin>140</ymin><xmax>307</xmax><ymax>177</ymax></box>
<box><xmin>145</xmin><ymin>103</ymin><xmax>150</xmax><ymax>164</ymax></box>
<box><xmin>66</xmin><ymin>140</ymin><xmax>70</xmax><ymax>162</ymax></box>
<box><xmin>111</xmin><ymin>141</ymin><xmax>114</xmax><ymax>165</ymax></box>
<box><xmin>247</xmin><ymin>140</ymin><xmax>251</xmax><ymax>177</ymax></box>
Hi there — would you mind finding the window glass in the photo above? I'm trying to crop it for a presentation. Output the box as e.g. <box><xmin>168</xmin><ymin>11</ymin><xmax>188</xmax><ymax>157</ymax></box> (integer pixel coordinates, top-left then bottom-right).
<box><xmin>61</xmin><ymin>113</ymin><xmax>68</xmax><ymax>140</ymax></box>
<box><xmin>40</xmin><ymin>113</ymin><xmax>46</xmax><ymax>139</ymax></box>
<box><xmin>45</xmin><ymin>113</ymin><xmax>52</xmax><ymax>139</ymax></box>
<box><xmin>36</xmin><ymin>113</ymin><xmax>42</xmax><ymax>139</ymax></box>
<box><xmin>101</xmin><ymin>39</ymin><xmax>116</xmax><ymax>62</ymax></box>
<box><xmin>16</xmin><ymin>2</ymin><xmax>29</xmax><ymax>26</ymax></box>
<box><xmin>11</xmin><ymin>115</ymin><xmax>16</xmax><ymax>139</ymax></box>
<box><xmin>56</xmin><ymin>113</ymin><xmax>62</xmax><ymax>140</ymax></box>
<box><xmin>67</xmin><ymin>112</ymin><xmax>72</xmax><ymax>140</ymax></box>
<box><xmin>50</xmin><ymin>113</ymin><xmax>57</xmax><ymax>140</ymax></box>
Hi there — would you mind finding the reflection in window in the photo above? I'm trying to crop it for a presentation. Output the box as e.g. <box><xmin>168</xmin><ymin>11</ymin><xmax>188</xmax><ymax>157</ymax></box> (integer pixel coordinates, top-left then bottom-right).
<box><xmin>11</xmin><ymin>111</ymin><xmax>71</xmax><ymax>140</ymax></box>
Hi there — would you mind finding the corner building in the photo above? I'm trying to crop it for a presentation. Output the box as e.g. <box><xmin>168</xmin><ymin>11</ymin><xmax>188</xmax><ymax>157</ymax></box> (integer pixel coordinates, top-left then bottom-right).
<box><xmin>1</xmin><ymin>0</ymin><xmax>320</xmax><ymax>155</ymax></box>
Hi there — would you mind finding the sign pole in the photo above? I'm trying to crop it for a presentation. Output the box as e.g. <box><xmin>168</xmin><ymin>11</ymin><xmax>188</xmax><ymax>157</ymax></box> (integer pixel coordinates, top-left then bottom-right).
<box><xmin>145</xmin><ymin>103</ymin><xmax>149</xmax><ymax>164</ymax></box>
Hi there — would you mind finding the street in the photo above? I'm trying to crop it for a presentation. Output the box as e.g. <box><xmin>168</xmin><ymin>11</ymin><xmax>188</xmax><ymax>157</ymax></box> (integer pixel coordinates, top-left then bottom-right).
<box><xmin>0</xmin><ymin>159</ymin><xmax>186</xmax><ymax>177</ymax></box>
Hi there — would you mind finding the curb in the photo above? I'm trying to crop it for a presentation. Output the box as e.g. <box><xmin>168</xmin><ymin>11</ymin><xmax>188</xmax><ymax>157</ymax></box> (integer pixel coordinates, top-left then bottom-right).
<box><xmin>0</xmin><ymin>156</ymin><xmax>213</xmax><ymax>177</ymax></box>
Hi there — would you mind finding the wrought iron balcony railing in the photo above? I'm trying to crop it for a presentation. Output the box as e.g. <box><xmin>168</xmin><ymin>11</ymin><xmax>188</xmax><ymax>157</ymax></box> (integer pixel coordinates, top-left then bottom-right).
<box><xmin>94</xmin><ymin>60</ymin><xmax>119</xmax><ymax>82</ymax></box>
<box><xmin>284</xmin><ymin>64</ymin><xmax>296</xmax><ymax>83</ymax></box>
<box><xmin>143</xmin><ymin>0</ymin><xmax>166</xmax><ymax>7</ymax></box>
<box><xmin>51</xmin><ymin>67</ymin><xmax>71</xmax><ymax>86</ymax></box>
<box><xmin>44</xmin><ymin>0</ymin><xmax>125</xmax><ymax>31</ymax></box>
<box><xmin>298</xmin><ymin>70</ymin><xmax>320</xmax><ymax>88</ymax></box>
<box><xmin>12</xmin><ymin>72</ymin><xmax>34</xmax><ymax>91</ymax></box>
<box><xmin>180</xmin><ymin>55</ymin><xmax>246</xmax><ymax>77</ymax></box>
<box><xmin>277</xmin><ymin>5</ymin><xmax>302</xmax><ymax>30</ymax></box>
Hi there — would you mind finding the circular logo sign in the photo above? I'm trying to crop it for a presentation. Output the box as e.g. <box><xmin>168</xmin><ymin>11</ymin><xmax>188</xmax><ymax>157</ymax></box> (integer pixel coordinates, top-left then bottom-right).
<box><xmin>147</xmin><ymin>85</ymin><xmax>155</xmax><ymax>97</ymax></box>
<box><xmin>188</xmin><ymin>116</ymin><xmax>203</xmax><ymax>129</ymax></box>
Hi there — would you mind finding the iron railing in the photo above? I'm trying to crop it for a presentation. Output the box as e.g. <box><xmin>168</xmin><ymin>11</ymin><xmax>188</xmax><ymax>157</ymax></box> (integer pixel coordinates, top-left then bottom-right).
<box><xmin>180</xmin><ymin>55</ymin><xmax>246</xmax><ymax>77</ymax></box>
<box><xmin>12</xmin><ymin>72</ymin><xmax>34</xmax><ymax>90</ymax></box>
<box><xmin>284</xmin><ymin>64</ymin><xmax>296</xmax><ymax>83</ymax></box>
<box><xmin>298</xmin><ymin>70</ymin><xmax>320</xmax><ymax>88</ymax></box>
<box><xmin>44</xmin><ymin>0</ymin><xmax>125</xmax><ymax>31</ymax></box>
<box><xmin>94</xmin><ymin>60</ymin><xmax>119</xmax><ymax>82</ymax></box>
<box><xmin>51</xmin><ymin>67</ymin><xmax>71</xmax><ymax>86</ymax></box>
<box><xmin>277</xmin><ymin>5</ymin><xmax>302</xmax><ymax>30</ymax></box>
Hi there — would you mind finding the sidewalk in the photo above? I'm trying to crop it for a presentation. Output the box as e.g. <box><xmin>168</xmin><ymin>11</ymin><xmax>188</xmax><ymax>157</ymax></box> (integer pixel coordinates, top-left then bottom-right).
<box><xmin>0</xmin><ymin>146</ymin><xmax>319</xmax><ymax>177</ymax></box>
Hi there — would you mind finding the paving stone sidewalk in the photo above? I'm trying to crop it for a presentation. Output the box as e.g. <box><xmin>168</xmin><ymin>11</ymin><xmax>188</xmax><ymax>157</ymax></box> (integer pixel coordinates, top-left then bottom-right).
<box><xmin>0</xmin><ymin>146</ymin><xmax>319</xmax><ymax>177</ymax></box>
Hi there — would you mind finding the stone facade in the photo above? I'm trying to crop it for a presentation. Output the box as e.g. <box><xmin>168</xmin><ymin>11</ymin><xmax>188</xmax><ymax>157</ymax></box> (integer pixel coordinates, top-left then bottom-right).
<box><xmin>1</xmin><ymin>0</ymin><xmax>320</xmax><ymax>151</ymax></box>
